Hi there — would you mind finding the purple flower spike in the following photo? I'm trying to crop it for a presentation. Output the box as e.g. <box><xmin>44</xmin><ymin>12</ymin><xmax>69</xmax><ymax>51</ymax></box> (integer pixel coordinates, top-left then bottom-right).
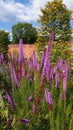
<box><xmin>45</xmin><ymin>88</ymin><xmax>52</xmax><ymax>111</ymax></box>
<box><xmin>28</xmin><ymin>95</ymin><xmax>33</xmax><ymax>101</ymax></box>
<box><xmin>41</xmin><ymin>32</ymin><xmax>54</xmax><ymax>81</ymax></box>
<box><xmin>4</xmin><ymin>86</ymin><xmax>15</xmax><ymax>108</ymax></box>
<box><xmin>53</xmin><ymin>62</ymin><xmax>58</xmax><ymax>76</ymax></box>
<box><xmin>32</xmin><ymin>51</ymin><xmax>38</xmax><ymax>69</ymax></box>
<box><xmin>58</xmin><ymin>59</ymin><xmax>63</xmax><ymax>71</ymax></box>
<box><xmin>22</xmin><ymin>66</ymin><xmax>26</xmax><ymax>79</ymax></box>
<box><xmin>55</xmin><ymin>73</ymin><xmax>59</xmax><ymax>88</ymax></box>
<box><xmin>63</xmin><ymin>77</ymin><xmax>67</xmax><ymax>98</ymax></box>
<box><xmin>20</xmin><ymin>118</ymin><xmax>30</xmax><ymax>124</ymax></box>
<box><xmin>48</xmin><ymin>65</ymin><xmax>53</xmax><ymax>80</ymax></box>
<box><xmin>28</xmin><ymin>93</ymin><xmax>33</xmax><ymax>101</ymax></box>
<box><xmin>45</xmin><ymin>88</ymin><xmax>52</xmax><ymax>105</ymax></box>
<box><xmin>65</xmin><ymin>58</ymin><xmax>70</xmax><ymax>79</ymax></box>
<box><xmin>13</xmin><ymin>66</ymin><xmax>20</xmax><ymax>87</ymax></box>
<box><xmin>19</xmin><ymin>39</ymin><xmax>24</xmax><ymax>63</ymax></box>
<box><xmin>62</xmin><ymin>58</ymin><xmax>70</xmax><ymax>99</ymax></box>
<box><xmin>33</xmin><ymin>102</ymin><xmax>37</xmax><ymax>113</ymax></box>
<box><xmin>41</xmin><ymin>51</ymin><xmax>50</xmax><ymax>80</ymax></box>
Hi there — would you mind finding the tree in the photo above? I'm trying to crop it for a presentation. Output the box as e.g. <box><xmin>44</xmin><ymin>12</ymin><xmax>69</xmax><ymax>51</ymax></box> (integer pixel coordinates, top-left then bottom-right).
<box><xmin>0</xmin><ymin>30</ymin><xmax>10</xmax><ymax>56</ymax></box>
<box><xmin>12</xmin><ymin>22</ymin><xmax>37</xmax><ymax>44</ymax></box>
<box><xmin>36</xmin><ymin>0</ymin><xmax>72</xmax><ymax>51</ymax></box>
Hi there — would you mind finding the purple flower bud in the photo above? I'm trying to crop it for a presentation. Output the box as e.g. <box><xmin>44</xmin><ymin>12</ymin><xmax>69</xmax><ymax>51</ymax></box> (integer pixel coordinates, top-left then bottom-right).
<box><xmin>53</xmin><ymin>62</ymin><xmax>58</xmax><ymax>76</ymax></box>
<box><xmin>13</xmin><ymin>66</ymin><xmax>20</xmax><ymax>87</ymax></box>
<box><xmin>47</xmin><ymin>64</ymin><xmax>53</xmax><ymax>80</ymax></box>
<box><xmin>37</xmin><ymin>64</ymin><xmax>40</xmax><ymax>71</ymax></box>
<box><xmin>65</xmin><ymin>58</ymin><xmax>70</xmax><ymax>79</ymax></box>
<box><xmin>45</xmin><ymin>88</ymin><xmax>52</xmax><ymax>105</ymax></box>
<box><xmin>27</xmin><ymin>93</ymin><xmax>33</xmax><ymax>101</ymax></box>
<box><xmin>22</xmin><ymin>66</ymin><xmax>26</xmax><ymax>79</ymax></box>
<box><xmin>20</xmin><ymin>118</ymin><xmax>30</xmax><ymax>124</ymax></box>
<box><xmin>42</xmin><ymin>51</ymin><xmax>50</xmax><ymax>80</ymax></box>
<box><xmin>63</xmin><ymin>77</ymin><xmax>67</xmax><ymax>99</ymax></box>
<box><xmin>13</xmin><ymin>54</ymin><xmax>18</xmax><ymax>65</ymax></box>
<box><xmin>33</xmin><ymin>102</ymin><xmax>37</xmax><ymax>113</ymax></box>
<box><xmin>41</xmin><ymin>33</ymin><xmax>54</xmax><ymax>81</ymax></box>
<box><xmin>10</xmin><ymin>66</ymin><xmax>14</xmax><ymax>91</ymax></box>
<box><xmin>29</xmin><ymin>58</ymin><xmax>33</xmax><ymax>70</ymax></box>
<box><xmin>62</xmin><ymin>58</ymin><xmax>70</xmax><ymax>99</ymax></box>
<box><xmin>58</xmin><ymin>59</ymin><xmax>63</xmax><ymax>71</ymax></box>
<box><xmin>32</xmin><ymin>51</ymin><xmax>38</xmax><ymax>69</ymax></box>
<box><xmin>4</xmin><ymin>86</ymin><xmax>15</xmax><ymax>108</ymax></box>
<box><xmin>55</xmin><ymin>73</ymin><xmax>59</xmax><ymax>88</ymax></box>
<box><xmin>27</xmin><ymin>74</ymin><xmax>33</xmax><ymax>82</ymax></box>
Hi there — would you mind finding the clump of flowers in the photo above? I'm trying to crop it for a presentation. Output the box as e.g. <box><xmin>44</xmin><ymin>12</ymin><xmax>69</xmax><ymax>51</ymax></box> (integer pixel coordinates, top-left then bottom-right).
<box><xmin>0</xmin><ymin>32</ymin><xmax>73</xmax><ymax>130</ymax></box>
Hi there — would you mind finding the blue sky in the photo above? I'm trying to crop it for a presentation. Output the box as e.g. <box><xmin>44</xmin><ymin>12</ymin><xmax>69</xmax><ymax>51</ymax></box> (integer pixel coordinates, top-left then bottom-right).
<box><xmin>0</xmin><ymin>0</ymin><xmax>73</xmax><ymax>38</ymax></box>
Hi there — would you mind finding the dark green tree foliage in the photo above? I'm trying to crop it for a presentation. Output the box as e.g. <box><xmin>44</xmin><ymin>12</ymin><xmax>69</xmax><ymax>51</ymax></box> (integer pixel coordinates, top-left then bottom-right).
<box><xmin>12</xmin><ymin>22</ymin><xmax>37</xmax><ymax>44</ymax></box>
<box><xmin>37</xmin><ymin>0</ymin><xmax>72</xmax><ymax>51</ymax></box>
<box><xmin>0</xmin><ymin>30</ymin><xmax>10</xmax><ymax>56</ymax></box>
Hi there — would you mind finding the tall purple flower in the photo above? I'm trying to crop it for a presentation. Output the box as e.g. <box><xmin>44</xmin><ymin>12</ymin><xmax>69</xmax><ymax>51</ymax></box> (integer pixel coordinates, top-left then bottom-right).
<box><xmin>13</xmin><ymin>54</ymin><xmax>18</xmax><ymax>65</ymax></box>
<box><xmin>45</xmin><ymin>88</ymin><xmax>52</xmax><ymax>110</ymax></box>
<box><xmin>47</xmin><ymin>32</ymin><xmax>54</xmax><ymax>51</ymax></box>
<box><xmin>65</xmin><ymin>57</ymin><xmax>70</xmax><ymax>79</ymax></box>
<box><xmin>11</xmin><ymin>66</ymin><xmax>15</xmax><ymax>91</ymax></box>
<box><xmin>41</xmin><ymin>32</ymin><xmax>54</xmax><ymax>81</ymax></box>
<box><xmin>13</xmin><ymin>66</ymin><xmax>20</xmax><ymax>87</ymax></box>
<box><xmin>22</xmin><ymin>66</ymin><xmax>26</xmax><ymax>79</ymax></box>
<box><xmin>33</xmin><ymin>101</ymin><xmax>37</xmax><ymax>114</ymax></box>
<box><xmin>63</xmin><ymin>76</ymin><xmax>67</xmax><ymax>92</ymax></box>
<box><xmin>47</xmin><ymin>64</ymin><xmax>53</xmax><ymax>81</ymax></box>
<box><xmin>32</xmin><ymin>51</ymin><xmax>38</xmax><ymax>69</ymax></box>
<box><xmin>55</xmin><ymin>73</ymin><xmax>59</xmax><ymax>88</ymax></box>
<box><xmin>19</xmin><ymin>39</ymin><xmax>24</xmax><ymax>63</ymax></box>
<box><xmin>62</xmin><ymin>58</ymin><xmax>70</xmax><ymax>99</ymax></box>
<box><xmin>4</xmin><ymin>86</ymin><xmax>15</xmax><ymax>108</ymax></box>
<box><xmin>41</xmin><ymin>50</ymin><xmax>50</xmax><ymax>80</ymax></box>
<box><xmin>29</xmin><ymin>58</ymin><xmax>33</xmax><ymax>70</ymax></box>
<box><xmin>58</xmin><ymin>58</ymin><xmax>63</xmax><ymax>71</ymax></box>
<box><xmin>53</xmin><ymin>62</ymin><xmax>58</xmax><ymax>76</ymax></box>
<box><xmin>45</xmin><ymin>89</ymin><xmax>52</xmax><ymax>105</ymax></box>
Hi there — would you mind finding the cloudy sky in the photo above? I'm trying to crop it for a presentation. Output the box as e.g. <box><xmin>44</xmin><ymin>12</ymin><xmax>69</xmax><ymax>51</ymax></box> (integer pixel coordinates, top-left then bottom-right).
<box><xmin>0</xmin><ymin>0</ymin><xmax>73</xmax><ymax>36</ymax></box>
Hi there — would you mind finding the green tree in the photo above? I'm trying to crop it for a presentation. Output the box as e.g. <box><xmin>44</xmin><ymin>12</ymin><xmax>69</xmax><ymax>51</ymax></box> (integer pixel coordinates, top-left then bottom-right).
<box><xmin>12</xmin><ymin>22</ymin><xmax>37</xmax><ymax>44</ymax></box>
<box><xmin>0</xmin><ymin>30</ymin><xmax>10</xmax><ymax>56</ymax></box>
<box><xmin>36</xmin><ymin>0</ymin><xmax>72</xmax><ymax>51</ymax></box>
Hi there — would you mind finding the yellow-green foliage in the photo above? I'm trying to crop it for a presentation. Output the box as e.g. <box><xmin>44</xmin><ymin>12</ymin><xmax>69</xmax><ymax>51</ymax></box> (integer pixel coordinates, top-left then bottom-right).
<box><xmin>36</xmin><ymin>40</ymin><xmax>71</xmax><ymax>64</ymax></box>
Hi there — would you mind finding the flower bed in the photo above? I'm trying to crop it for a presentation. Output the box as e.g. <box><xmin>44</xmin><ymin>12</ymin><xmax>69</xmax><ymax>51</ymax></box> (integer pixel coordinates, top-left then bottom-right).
<box><xmin>0</xmin><ymin>32</ymin><xmax>73</xmax><ymax>130</ymax></box>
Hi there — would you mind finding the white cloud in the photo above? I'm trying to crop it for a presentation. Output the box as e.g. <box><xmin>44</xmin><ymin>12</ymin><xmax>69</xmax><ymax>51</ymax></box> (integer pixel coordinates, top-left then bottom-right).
<box><xmin>0</xmin><ymin>0</ymin><xmax>73</xmax><ymax>23</ymax></box>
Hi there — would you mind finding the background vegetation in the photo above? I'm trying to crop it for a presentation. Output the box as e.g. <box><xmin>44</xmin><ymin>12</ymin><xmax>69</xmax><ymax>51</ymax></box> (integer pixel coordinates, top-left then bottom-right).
<box><xmin>12</xmin><ymin>22</ymin><xmax>37</xmax><ymax>44</ymax></box>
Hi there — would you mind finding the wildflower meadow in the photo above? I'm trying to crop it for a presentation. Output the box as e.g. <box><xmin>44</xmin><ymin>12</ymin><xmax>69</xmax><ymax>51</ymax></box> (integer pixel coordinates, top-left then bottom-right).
<box><xmin>0</xmin><ymin>32</ymin><xmax>73</xmax><ymax>130</ymax></box>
